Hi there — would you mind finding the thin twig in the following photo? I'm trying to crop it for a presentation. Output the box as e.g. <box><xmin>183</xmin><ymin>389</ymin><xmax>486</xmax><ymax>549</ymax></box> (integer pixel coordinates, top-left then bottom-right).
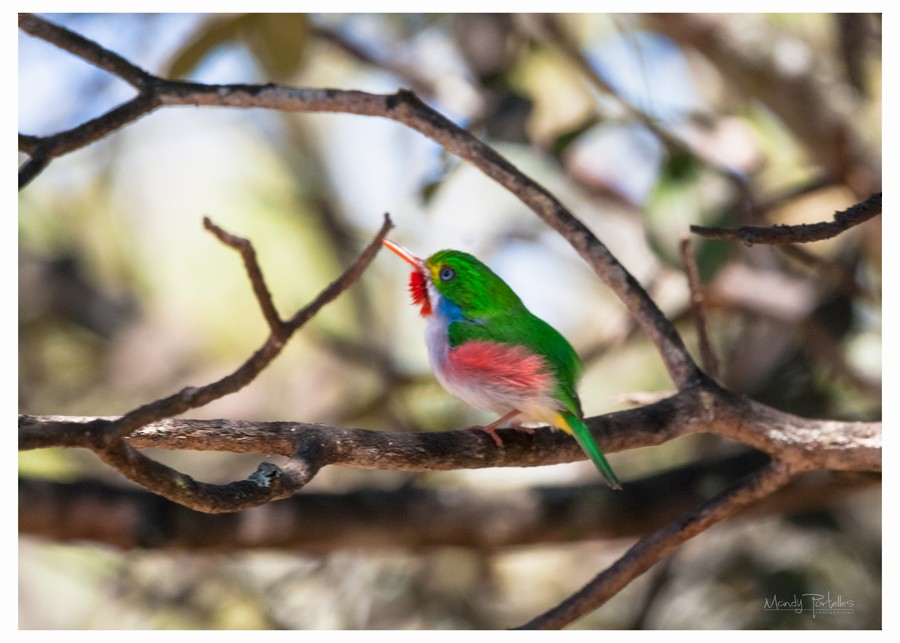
<box><xmin>691</xmin><ymin>192</ymin><xmax>882</xmax><ymax>244</ymax></box>
<box><xmin>310</xmin><ymin>24</ymin><xmax>438</xmax><ymax>99</ymax></box>
<box><xmin>531</xmin><ymin>14</ymin><xmax>752</xmax><ymax>199</ymax></box>
<box><xmin>679</xmin><ymin>236</ymin><xmax>720</xmax><ymax>381</ymax></box>
<box><xmin>645</xmin><ymin>13</ymin><xmax>880</xmax><ymax>197</ymax></box>
<box><xmin>203</xmin><ymin>217</ymin><xmax>285</xmax><ymax>336</ymax></box>
<box><xmin>109</xmin><ymin>214</ymin><xmax>391</xmax><ymax>442</ymax></box>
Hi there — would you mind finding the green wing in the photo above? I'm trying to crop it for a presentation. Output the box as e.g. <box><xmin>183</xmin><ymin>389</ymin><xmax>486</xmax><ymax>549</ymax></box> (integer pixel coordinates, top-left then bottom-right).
<box><xmin>450</xmin><ymin>310</ymin><xmax>622</xmax><ymax>490</ymax></box>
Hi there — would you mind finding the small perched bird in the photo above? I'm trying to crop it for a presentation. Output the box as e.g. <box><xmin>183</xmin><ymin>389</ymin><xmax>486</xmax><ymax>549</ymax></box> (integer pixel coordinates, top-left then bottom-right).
<box><xmin>382</xmin><ymin>238</ymin><xmax>621</xmax><ymax>489</ymax></box>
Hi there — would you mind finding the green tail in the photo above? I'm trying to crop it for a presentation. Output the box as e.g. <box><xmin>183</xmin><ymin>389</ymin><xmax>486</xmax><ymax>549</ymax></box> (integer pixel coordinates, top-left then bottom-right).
<box><xmin>560</xmin><ymin>410</ymin><xmax>622</xmax><ymax>490</ymax></box>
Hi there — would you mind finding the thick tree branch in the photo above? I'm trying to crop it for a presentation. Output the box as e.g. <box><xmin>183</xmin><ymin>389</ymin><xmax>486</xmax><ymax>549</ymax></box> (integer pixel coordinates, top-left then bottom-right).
<box><xmin>19</xmin><ymin>381</ymin><xmax>882</xmax><ymax>475</ymax></box>
<box><xmin>691</xmin><ymin>192</ymin><xmax>882</xmax><ymax>244</ymax></box>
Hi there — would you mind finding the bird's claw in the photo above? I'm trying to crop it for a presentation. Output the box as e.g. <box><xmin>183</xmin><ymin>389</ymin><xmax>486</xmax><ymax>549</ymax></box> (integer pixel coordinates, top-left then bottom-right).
<box><xmin>468</xmin><ymin>423</ymin><xmax>535</xmax><ymax>448</ymax></box>
<box><xmin>470</xmin><ymin>424</ymin><xmax>505</xmax><ymax>447</ymax></box>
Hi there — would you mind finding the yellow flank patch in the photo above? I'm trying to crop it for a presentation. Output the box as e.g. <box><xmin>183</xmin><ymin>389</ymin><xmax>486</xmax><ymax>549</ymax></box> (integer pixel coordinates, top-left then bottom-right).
<box><xmin>553</xmin><ymin>412</ymin><xmax>573</xmax><ymax>434</ymax></box>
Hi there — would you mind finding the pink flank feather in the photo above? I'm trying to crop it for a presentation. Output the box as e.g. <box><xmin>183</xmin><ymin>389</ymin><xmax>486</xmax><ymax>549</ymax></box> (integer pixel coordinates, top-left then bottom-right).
<box><xmin>447</xmin><ymin>341</ymin><xmax>551</xmax><ymax>392</ymax></box>
<box><xmin>436</xmin><ymin>340</ymin><xmax>561</xmax><ymax>424</ymax></box>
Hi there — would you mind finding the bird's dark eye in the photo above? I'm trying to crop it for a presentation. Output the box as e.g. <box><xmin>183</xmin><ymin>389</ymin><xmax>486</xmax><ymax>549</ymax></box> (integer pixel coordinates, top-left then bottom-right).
<box><xmin>439</xmin><ymin>266</ymin><xmax>456</xmax><ymax>282</ymax></box>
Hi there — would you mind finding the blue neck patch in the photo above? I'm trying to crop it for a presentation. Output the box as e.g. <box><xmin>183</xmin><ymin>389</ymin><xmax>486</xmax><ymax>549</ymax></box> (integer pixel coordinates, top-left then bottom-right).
<box><xmin>436</xmin><ymin>295</ymin><xmax>466</xmax><ymax>323</ymax></box>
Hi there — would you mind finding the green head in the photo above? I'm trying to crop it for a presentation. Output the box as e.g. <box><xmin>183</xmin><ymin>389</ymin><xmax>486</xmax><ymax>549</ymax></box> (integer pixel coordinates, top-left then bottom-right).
<box><xmin>382</xmin><ymin>239</ymin><xmax>525</xmax><ymax>319</ymax></box>
<box><xmin>424</xmin><ymin>249</ymin><xmax>525</xmax><ymax>318</ymax></box>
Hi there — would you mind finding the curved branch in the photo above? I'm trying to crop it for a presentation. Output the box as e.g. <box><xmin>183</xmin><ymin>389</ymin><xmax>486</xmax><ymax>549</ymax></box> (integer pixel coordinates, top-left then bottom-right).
<box><xmin>94</xmin><ymin>440</ymin><xmax>297</xmax><ymax>513</ymax></box>
<box><xmin>18</xmin><ymin>13</ymin><xmax>699</xmax><ymax>389</ymax></box>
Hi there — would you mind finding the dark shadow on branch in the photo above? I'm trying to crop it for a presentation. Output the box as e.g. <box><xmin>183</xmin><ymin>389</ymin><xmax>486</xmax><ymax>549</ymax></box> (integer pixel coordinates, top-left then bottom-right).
<box><xmin>19</xmin><ymin>452</ymin><xmax>879</xmax><ymax>551</ymax></box>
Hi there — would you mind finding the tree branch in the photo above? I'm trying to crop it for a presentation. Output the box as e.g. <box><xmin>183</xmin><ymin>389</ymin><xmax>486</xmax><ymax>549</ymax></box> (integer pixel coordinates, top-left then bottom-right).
<box><xmin>19</xmin><ymin>12</ymin><xmax>154</xmax><ymax>87</ymax></box>
<box><xmin>528</xmin><ymin>14</ymin><xmax>752</xmax><ymax>200</ymax></box>
<box><xmin>18</xmin><ymin>92</ymin><xmax>162</xmax><ymax>189</ymax></box>
<box><xmin>19</xmin><ymin>381</ymin><xmax>882</xmax><ymax>475</ymax></box>
<box><xmin>18</xmin><ymin>15</ymin><xmax>881</xmax><ymax>628</ymax></box>
<box><xmin>202</xmin><ymin>217</ymin><xmax>285</xmax><ymax>336</ymax></box>
<box><xmin>517</xmin><ymin>460</ymin><xmax>796</xmax><ymax>629</ymax></box>
<box><xmin>691</xmin><ymin>192</ymin><xmax>881</xmax><ymax>245</ymax></box>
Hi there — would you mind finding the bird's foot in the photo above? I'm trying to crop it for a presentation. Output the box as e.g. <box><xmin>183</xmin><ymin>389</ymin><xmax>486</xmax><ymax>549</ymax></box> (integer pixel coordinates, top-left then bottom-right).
<box><xmin>468</xmin><ymin>411</ymin><xmax>531</xmax><ymax>447</ymax></box>
<box><xmin>469</xmin><ymin>424</ymin><xmax>505</xmax><ymax>447</ymax></box>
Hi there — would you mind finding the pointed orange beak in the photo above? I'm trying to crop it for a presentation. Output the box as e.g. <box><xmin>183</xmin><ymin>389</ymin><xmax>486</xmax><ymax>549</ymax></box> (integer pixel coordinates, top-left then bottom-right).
<box><xmin>382</xmin><ymin>238</ymin><xmax>425</xmax><ymax>269</ymax></box>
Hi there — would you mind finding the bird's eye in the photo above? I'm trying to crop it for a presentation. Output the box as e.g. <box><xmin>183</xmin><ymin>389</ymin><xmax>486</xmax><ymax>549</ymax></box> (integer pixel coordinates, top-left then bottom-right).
<box><xmin>439</xmin><ymin>266</ymin><xmax>456</xmax><ymax>282</ymax></box>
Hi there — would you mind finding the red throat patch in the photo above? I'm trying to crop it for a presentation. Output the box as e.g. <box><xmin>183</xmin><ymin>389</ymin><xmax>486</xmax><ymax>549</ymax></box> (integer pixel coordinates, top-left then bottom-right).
<box><xmin>408</xmin><ymin>270</ymin><xmax>432</xmax><ymax>316</ymax></box>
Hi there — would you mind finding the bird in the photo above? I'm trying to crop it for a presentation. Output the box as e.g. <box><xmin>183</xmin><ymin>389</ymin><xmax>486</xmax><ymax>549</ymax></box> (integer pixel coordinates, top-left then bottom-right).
<box><xmin>382</xmin><ymin>238</ymin><xmax>621</xmax><ymax>489</ymax></box>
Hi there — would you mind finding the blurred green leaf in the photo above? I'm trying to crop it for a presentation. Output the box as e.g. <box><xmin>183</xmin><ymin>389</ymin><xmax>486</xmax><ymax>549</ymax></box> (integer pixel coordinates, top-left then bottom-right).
<box><xmin>549</xmin><ymin>115</ymin><xmax>602</xmax><ymax>158</ymax></box>
<box><xmin>165</xmin><ymin>15</ymin><xmax>245</xmax><ymax>79</ymax></box>
<box><xmin>165</xmin><ymin>13</ymin><xmax>309</xmax><ymax>81</ymax></box>
<box><xmin>646</xmin><ymin>150</ymin><xmax>732</xmax><ymax>279</ymax></box>
<box><xmin>243</xmin><ymin>13</ymin><xmax>310</xmax><ymax>80</ymax></box>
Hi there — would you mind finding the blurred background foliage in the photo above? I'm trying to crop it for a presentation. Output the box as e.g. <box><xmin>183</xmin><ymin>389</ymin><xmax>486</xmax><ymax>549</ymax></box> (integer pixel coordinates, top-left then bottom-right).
<box><xmin>19</xmin><ymin>13</ymin><xmax>880</xmax><ymax>629</ymax></box>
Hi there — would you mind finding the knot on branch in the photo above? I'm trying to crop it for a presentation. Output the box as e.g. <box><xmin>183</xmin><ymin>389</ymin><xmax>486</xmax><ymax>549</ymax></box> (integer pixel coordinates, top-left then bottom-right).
<box><xmin>248</xmin><ymin>461</ymin><xmax>283</xmax><ymax>488</ymax></box>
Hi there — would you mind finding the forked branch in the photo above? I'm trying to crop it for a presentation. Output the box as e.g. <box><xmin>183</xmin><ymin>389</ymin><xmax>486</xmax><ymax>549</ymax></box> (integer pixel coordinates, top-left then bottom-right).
<box><xmin>19</xmin><ymin>215</ymin><xmax>392</xmax><ymax>513</ymax></box>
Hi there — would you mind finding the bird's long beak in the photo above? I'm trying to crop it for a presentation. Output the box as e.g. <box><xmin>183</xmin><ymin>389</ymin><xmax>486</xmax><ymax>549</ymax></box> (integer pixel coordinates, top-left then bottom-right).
<box><xmin>382</xmin><ymin>238</ymin><xmax>425</xmax><ymax>269</ymax></box>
